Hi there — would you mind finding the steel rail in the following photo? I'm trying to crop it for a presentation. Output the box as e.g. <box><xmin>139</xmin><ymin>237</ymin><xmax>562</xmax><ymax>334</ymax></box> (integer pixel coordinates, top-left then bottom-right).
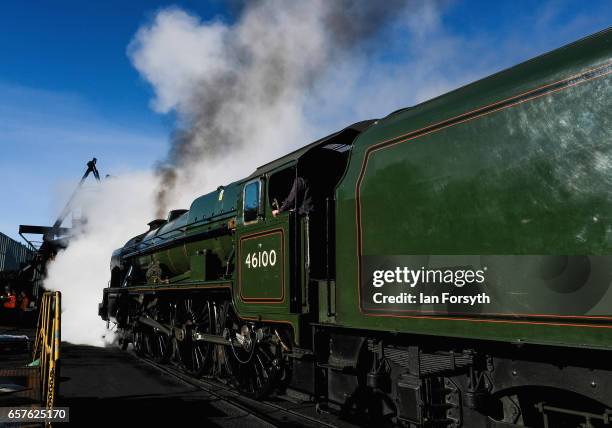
<box><xmin>134</xmin><ymin>353</ymin><xmax>339</xmax><ymax>428</ymax></box>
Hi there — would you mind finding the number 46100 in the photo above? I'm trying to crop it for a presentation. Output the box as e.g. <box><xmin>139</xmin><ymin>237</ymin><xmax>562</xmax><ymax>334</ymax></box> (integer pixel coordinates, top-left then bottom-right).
<box><xmin>245</xmin><ymin>250</ymin><xmax>277</xmax><ymax>269</ymax></box>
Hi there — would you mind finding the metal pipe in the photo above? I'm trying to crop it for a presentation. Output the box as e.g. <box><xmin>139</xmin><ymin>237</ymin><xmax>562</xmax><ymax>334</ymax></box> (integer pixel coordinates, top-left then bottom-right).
<box><xmin>325</xmin><ymin>197</ymin><xmax>334</xmax><ymax>317</ymax></box>
<box><xmin>225</xmin><ymin>247</ymin><xmax>235</xmax><ymax>277</ymax></box>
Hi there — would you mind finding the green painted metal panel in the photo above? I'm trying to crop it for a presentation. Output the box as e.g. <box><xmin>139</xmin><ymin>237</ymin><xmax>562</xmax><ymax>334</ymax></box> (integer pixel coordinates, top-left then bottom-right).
<box><xmin>188</xmin><ymin>182</ymin><xmax>239</xmax><ymax>223</ymax></box>
<box><xmin>228</xmin><ymin>172</ymin><xmax>309</xmax><ymax>344</ymax></box>
<box><xmin>238</xmin><ymin>227</ymin><xmax>285</xmax><ymax>301</ymax></box>
<box><xmin>134</xmin><ymin>219</ymin><xmax>234</xmax><ymax>283</ymax></box>
<box><xmin>234</xmin><ymin>216</ymin><xmax>291</xmax><ymax>315</ymax></box>
<box><xmin>334</xmin><ymin>28</ymin><xmax>612</xmax><ymax>349</ymax></box>
<box><xmin>190</xmin><ymin>252</ymin><xmax>207</xmax><ymax>281</ymax></box>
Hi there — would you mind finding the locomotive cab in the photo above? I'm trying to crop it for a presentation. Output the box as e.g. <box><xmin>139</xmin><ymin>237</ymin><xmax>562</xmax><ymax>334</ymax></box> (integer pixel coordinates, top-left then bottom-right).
<box><xmin>233</xmin><ymin>121</ymin><xmax>376</xmax><ymax>332</ymax></box>
<box><xmin>267</xmin><ymin>120</ymin><xmax>376</xmax><ymax>280</ymax></box>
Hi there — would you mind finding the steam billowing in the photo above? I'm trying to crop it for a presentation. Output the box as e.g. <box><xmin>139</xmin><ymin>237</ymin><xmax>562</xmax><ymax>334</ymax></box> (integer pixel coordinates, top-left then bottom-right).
<box><xmin>39</xmin><ymin>0</ymin><xmax>490</xmax><ymax>346</ymax></box>
<box><xmin>41</xmin><ymin>0</ymin><xmax>590</xmax><ymax>346</ymax></box>
<box><xmin>44</xmin><ymin>173</ymin><xmax>157</xmax><ymax>346</ymax></box>
<box><xmin>128</xmin><ymin>1</ymin><xmax>415</xmax><ymax>217</ymax></box>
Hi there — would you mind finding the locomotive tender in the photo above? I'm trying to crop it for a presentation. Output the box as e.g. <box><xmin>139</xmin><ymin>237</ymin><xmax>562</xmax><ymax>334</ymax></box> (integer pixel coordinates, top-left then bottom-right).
<box><xmin>100</xmin><ymin>29</ymin><xmax>612</xmax><ymax>427</ymax></box>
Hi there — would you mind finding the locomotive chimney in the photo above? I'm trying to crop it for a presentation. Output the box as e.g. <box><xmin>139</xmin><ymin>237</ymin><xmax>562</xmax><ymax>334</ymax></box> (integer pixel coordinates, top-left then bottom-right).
<box><xmin>147</xmin><ymin>219</ymin><xmax>166</xmax><ymax>231</ymax></box>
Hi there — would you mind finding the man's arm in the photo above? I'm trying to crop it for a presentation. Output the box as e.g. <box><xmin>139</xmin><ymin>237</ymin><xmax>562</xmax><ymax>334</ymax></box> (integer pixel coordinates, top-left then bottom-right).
<box><xmin>273</xmin><ymin>177</ymin><xmax>303</xmax><ymax>217</ymax></box>
<box><xmin>279</xmin><ymin>177</ymin><xmax>301</xmax><ymax>212</ymax></box>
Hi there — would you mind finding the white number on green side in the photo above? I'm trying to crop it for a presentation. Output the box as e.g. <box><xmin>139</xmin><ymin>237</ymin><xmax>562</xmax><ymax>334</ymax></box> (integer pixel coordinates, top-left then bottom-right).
<box><xmin>245</xmin><ymin>250</ymin><xmax>277</xmax><ymax>269</ymax></box>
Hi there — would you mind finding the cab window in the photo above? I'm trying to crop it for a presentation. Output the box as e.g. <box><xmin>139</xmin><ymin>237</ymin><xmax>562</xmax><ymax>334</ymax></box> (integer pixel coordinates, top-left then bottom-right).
<box><xmin>243</xmin><ymin>180</ymin><xmax>260</xmax><ymax>223</ymax></box>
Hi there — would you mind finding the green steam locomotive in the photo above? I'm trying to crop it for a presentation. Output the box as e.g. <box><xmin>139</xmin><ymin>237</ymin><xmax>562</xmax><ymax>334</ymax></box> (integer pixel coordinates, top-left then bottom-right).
<box><xmin>100</xmin><ymin>28</ymin><xmax>612</xmax><ymax>427</ymax></box>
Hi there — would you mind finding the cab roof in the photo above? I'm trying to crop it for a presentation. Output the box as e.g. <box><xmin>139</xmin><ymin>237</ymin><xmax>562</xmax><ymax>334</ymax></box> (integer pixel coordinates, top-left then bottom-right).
<box><xmin>241</xmin><ymin>120</ymin><xmax>376</xmax><ymax>182</ymax></box>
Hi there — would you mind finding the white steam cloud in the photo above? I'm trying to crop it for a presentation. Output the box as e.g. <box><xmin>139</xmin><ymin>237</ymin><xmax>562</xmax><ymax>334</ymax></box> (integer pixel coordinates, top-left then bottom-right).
<box><xmin>42</xmin><ymin>0</ymin><xmax>605</xmax><ymax>346</ymax></box>
<box><xmin>45</xmin><ymin>173</ymin><xmax>156</xmax><ymax>346</ymax></box>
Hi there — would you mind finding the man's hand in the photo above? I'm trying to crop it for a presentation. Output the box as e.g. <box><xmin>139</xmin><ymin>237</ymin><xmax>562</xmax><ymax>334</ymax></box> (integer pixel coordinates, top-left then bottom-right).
<box><xmin>272</xmin><ymin>209</ymin><xmax>279</xmax><ymax>217</ymax></box>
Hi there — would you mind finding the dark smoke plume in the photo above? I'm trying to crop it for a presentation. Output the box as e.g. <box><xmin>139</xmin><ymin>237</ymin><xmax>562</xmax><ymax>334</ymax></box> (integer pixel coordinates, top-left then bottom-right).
<box><xmin>130</xmin><ymin>0</ymin><xmax>414</xmax><ymax>216</ymax></box>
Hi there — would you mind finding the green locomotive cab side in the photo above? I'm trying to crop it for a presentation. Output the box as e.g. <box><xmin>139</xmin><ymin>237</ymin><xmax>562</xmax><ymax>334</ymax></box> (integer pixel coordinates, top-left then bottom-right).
<box><xmin>232</xmin><ymin>121</ymin><xmax>375</xmax><ymax>341</ymax></box>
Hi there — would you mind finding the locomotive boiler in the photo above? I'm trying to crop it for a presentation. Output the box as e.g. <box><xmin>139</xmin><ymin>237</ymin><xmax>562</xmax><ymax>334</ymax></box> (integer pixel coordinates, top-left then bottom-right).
<box><xmin>100</xmin><ymin>28</ymin><xmax>612</xmax><ymax>427</ymax></box>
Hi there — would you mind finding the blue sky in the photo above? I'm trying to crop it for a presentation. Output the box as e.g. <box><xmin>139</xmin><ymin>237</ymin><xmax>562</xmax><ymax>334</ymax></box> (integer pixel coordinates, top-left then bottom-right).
<box><xmin>0</xmin><ymin>0</ymin><xmax>610</xmax><ymax>241</ymax></box>
<box><xmin>0</xmin><ymin>1</ymin><xmax>235</xmax><ymax>240</ymax></box>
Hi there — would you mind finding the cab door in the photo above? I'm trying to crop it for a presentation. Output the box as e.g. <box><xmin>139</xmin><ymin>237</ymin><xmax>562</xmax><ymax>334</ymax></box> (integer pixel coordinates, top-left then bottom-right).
<box><xmin>235</xmin><ymin>177</ymin><xmax>298</xmax><ymax>316</ymax></box>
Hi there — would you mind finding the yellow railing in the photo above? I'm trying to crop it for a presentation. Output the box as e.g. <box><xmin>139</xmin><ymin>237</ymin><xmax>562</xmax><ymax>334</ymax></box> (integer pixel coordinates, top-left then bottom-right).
<box><xmin>32</xmin><ymin>291</ymin><xmax>61</xmax><ymax>410</ymax></box>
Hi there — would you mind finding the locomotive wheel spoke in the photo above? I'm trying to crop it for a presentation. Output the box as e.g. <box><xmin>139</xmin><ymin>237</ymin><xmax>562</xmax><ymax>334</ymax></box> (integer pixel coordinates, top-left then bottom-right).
<box><xmin>192</xmin><ymin>343</ymin><xmax>205</xmax><ymax>373</ymax></box>
<box><xmin>224</xmin><ymin>317</ymin><xmax>282</xmax><ymax>398</ymax></box>
<box><xmin>148</xmin><ymin>330</ymin><xmax>171</xmax><ymax>363</ymax></box>
<box><xmin>174</xmin><ymin>298</ymin><xmax>214</xmax><ymax>377</ymax></box>
<box><xmin>123</xmin><ymin>299</ymin><xmax>286</xmax><ymax>400</ymax></box>
<box><xmin>133</xmin><ymin>329</ymin><xmax>147</xmax><ymax>356</ymax></box>
<box><xmin>142</xmin><ymin>300</ymin><xmax>172</xmax><ymax>364</ymax></box>
<box><xmin>256</xmin><ymin>354</ymin><xmax>270</xmax><ymax>382</ymax></box>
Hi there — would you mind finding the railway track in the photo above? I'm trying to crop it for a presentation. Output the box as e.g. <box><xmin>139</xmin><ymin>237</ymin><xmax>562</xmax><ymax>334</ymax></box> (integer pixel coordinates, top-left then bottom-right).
<box><xmin>134</xmin><ymin>352</ymin><xmax>353</xmax><ymax>428</ymax></box>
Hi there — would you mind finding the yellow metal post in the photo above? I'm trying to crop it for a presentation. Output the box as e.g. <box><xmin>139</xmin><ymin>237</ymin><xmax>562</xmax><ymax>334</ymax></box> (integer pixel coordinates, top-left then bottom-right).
<box><xmin>32</xmin><ymin>291</ymin><xmax>61</xmax><ymax>412</ymax></box>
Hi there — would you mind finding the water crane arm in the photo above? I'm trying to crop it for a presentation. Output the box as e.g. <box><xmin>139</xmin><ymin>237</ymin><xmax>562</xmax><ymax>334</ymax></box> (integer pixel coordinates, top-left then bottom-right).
<box><xmin>48</xmin><ymin>158</ymin><xmax>101</xmax><ymax>238</ymax></box>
